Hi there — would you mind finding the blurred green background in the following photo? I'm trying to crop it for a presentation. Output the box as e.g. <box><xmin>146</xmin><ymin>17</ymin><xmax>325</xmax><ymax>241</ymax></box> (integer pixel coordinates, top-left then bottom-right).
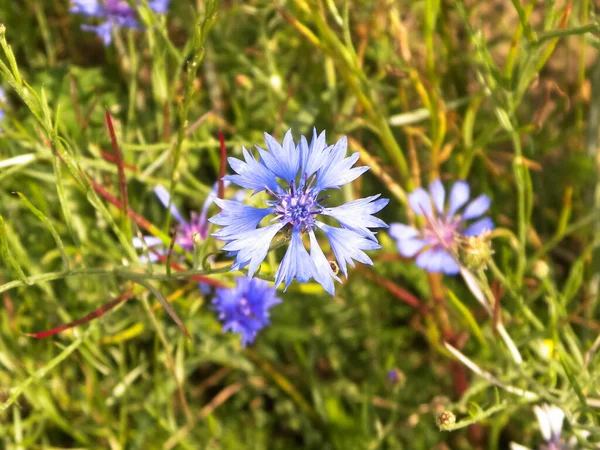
<box><xmin>0</xmin><ymin>0</ymin><xmax>599</xmax><ymax>449</ymax></box>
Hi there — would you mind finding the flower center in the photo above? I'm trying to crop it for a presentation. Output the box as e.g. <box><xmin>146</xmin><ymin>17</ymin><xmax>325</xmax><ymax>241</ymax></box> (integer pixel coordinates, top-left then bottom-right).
<box><xmin>271</xmin><ymin>180</ymin><xmax>321</xmax><ymax>232</ymax></box>
<box><xmin>237</xmin><ymin>297</ymin><xmax>254</xmax><ymax>318</ymax></box>
<box><xmin>176</xmin><ymin>214</ymin><xmax>208</xmax><ymax>251</ymax></box>
<box><xmin>424</xmin><ymin>216</ymin><xmax>460</xmax><ymax>249</ymax></box>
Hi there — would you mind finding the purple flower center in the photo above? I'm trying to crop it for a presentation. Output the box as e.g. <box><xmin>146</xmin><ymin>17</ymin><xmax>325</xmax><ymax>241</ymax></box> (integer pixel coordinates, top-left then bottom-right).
<box><xmin>423</xmin><ymin>215</ymin><xmax>461</xmax><ymax>250</ymax></box>
<box><xmin>176</xmin><ymin>213</ymin><xmax>209</xmax><ymax>251</ymax></box>
<box><xmin>237</xmin><ymin>297</ymin><xmax>254</xmax><ymax>318</ymax></box>
<box><xmin>270</xmin><ymin>179</ymin><xmax>323</xmax><ymax>232</ymax></box>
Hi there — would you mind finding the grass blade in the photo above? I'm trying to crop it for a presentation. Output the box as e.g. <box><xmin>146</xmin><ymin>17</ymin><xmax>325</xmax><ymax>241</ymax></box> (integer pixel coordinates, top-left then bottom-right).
<box><xmin>14</xmin><ymin>192</ymin><xmax>70</xmax><ymax>270</ymax></box>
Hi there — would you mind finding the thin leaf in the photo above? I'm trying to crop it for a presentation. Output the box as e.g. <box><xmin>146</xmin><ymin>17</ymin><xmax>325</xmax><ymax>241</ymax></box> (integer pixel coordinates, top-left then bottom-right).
<box><xmin>14</xmin><ymin>192</ymin><xmax>69</xmax><ymax>269</ymax></box>
<box><xmin>0</xmin><ymin>216</ymin><xmax>29</xmax><ymax>284</ymax></box>
<box><xmin>135</xmin><ymin>279</ymin><xmax>191</xmax><ymax>339</ymax></box>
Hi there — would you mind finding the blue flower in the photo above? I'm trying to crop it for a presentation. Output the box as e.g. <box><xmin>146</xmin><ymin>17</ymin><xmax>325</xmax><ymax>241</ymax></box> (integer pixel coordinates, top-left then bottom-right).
<box><xmin>212</xmin><ymin>277</ymin><xmax>281</xmax><ymax>347</ymax></box>
<box><xmin>389</xmin><ymin>179</ymin><xmax>494</xmax><ymax>275</ymax></box>
<box><xmin>387</xmin><ymin>368</ymin><xmax>402</xmax><ymax>384</ymax></box>
<box><xmin>209</xmin><ymin>129</ymin><xmax>388</xmax><ymax>295</ymax></box>
<box><xmin>71</xmin><ymin>0</ymin><xmax>170</xmax><ymax>46</ymax></box>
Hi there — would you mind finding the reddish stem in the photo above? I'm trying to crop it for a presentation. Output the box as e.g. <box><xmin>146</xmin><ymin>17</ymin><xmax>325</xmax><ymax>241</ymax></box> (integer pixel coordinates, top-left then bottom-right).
<box><xmin>361</xmin><ymin>269</ymin><xmax>423</xmax><ymax>310</ymax></box>
<box><xmin>87</xmin><ymin>177</ymin><xmax>155</xmax><ymax>232</ymax></box>
<box><xmin>105</xmin><ymin>110</ymin><xmax>130</xmax><ymax>229</ymax></box>
<box><xmin>217</xmin><ymin>131</ymin><xmax>227</xmax><ymax>202</ymax></box>
<box><xmin>100</xmin><ymin>151</ymin><xmax>138</xmax><ymax>172</ymax></box>
<box><xmin>26</xmin><ymin>291</ymin><xmax>135</xmax><ymax>338</ymax></box>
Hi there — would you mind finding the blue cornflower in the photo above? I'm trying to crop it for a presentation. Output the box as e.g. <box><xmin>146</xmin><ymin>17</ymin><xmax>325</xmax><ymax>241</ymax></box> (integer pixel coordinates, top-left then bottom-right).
<box><xmin>389</xmin><ymin>179</ymin><xmax>494</xmax><ymax>275</ymax></box>
<box><xmin>70</xmin><ymin>0</ymin><xmax>170</xmax><ymax>46</ymax></box>
<box><xmin>212</xmin><ymin>277</ymin><xmax>281</xmax><ymax>347</ymax></box>
<box><xmin>209</xmin><ymin>130</ymin><xmax>389</xmax><ymax>295</ymax></box>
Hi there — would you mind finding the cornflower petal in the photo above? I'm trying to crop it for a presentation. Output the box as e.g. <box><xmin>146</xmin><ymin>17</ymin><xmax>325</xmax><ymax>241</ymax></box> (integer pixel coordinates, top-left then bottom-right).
<box><xmin>408</xmin><ymin>188</ymin><xmax>433</xmax><ymax>217</ymax></box>
<box><xmin>132</xmin><ymin>236</ymin><xmax>163</xmax><ymax>249</ymax></box>
<box><xmin>198</xmin><ymin>181</ymin><xmax>229</xmax><ymax>238</ymax></box>
<box><xmin>224</xmin><ymin>147</ymin><xmax>280</xmax><ymax>194</ymax></box>
<box><xmin>81</xmin><ymin>22</ymin><xmax>114</xmax><ymax>45</ymax></box>
<box><xmin>210</xmin><ymin>199</ymin><xmax>273</xmax><ymax>242</ymax></box>
<box><xmin>396</xmin><ymin>238</ymin><xmax>426</xmax><ymax>258</ymax></box>
<box><xmin>139</xmin><ymin>252</ymin><xmax>162</xmax><ymax>263</ymax></box>
<box><xmin>300</xmin><ymin>128</ymin><xmax>328</xmax><ymax>179</ymax></box>
<box><xmin>448</xmin><ymin>180</ymin><xmax>470</xmax><ymax>216</ymax></box>
<box><xmin>317</xmin><ymin>222</ymin><xmax>380</xmax><ymax>277</ymax></box>
<box><xmin>389</xmin><ymin>223</ymin><xmax>419</xmax><ymax>240</ymax></box>
<box><xmin>274</xmin><ymin>232</ymin><xmax>317</xmax><ymax>290</ymax></box>
<box><xmin>70</xmin><ymin>0</ymin><xmax>102</xmax><ymax>15</ymax></box>
<box><xmin>308</xmin><ymin>230</ymin><xmax>339</xmax><ymax>296</ymax></box>
<box><xmin>315</xmin><ymin>137</ymin><xmax>369</xmax><ymax>190</ymax></box>
<box><xmin>463</xmin><ymin>217</ymin><xmax>494</xmax><ymax>236</ymax></box>
<box><xmin>429</xmin><ymin>179</ymin><xmax>446</xmax><ymax>214</ymax></box>
<box><xmin>149</xmin><ymin>0</ymin><xmax>170</xmax><ymax>13</ymax></box>
<box><xmin>415</xmin><ymin>248</ymin><xmax>452</xmax><ymax>273</ymax></box>
<box><xmin>261</xmin><ymin>130</ymin><xmax>299</xmax><ymax>182</ymax></box>
<box><xmin>154</xmin><ymin>185</ymin><xmax>186</xmax><ymax>224</ymax></box>
<box><xmin>322</xmin><ymin>195</ymin><xmax>389</xmax><ymax>240</ymax></box>
<box><xmin>440</xmin><ymin>251</ymin><xmax>460</xmax><ymax>274</ymax></box>
<box><xmin>223</xmin><ymin>223</ymin><xmax>284</xmax><ymax>277</ymax></box>
<box><xmin>462</xmin><ymin>194</ymin><xmax>491</xmax><ymax>220</ymax></box>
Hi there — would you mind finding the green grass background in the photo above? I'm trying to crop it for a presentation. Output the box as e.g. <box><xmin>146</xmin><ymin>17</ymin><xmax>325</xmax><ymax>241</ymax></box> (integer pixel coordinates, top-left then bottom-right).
<box><xmin>0</xmin><ymin>0</ymin><xmax>599</xmax><ymax>448</ymax></box>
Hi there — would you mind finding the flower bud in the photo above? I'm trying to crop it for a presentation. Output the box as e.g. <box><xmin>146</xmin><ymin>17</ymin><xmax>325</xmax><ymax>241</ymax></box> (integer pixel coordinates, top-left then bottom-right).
<box><xmin>436</xmin><ymin>410</ymin><xmax>456</xmax><ymax>431</ymax></box>
<box><xmin>460</xmin><ymin>232</ymin><xmax>494</xmax><ymax>271</ymax></box>
<box><xmin>533</xmin><ymin>260</ymin><xmax>550</xmax><ymax>279</ymax></box>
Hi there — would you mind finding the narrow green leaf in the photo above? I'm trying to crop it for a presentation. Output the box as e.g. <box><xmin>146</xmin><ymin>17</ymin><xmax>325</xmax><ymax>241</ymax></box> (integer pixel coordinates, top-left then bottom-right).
<box><xmin>52</xmin><ymin>155</ymin><xmax>80</xmax><ymax>246</ymax></box>
<box><xmin>560</xmin><ymin>356</ymin><xmax>587</xmax><ymax>407</ymax></box>
<box><xmin>0</xmin><ymin>215</ymin><xmax>29</xmax><ymax>284</ymax></box>
<box><xmin>14</xmin><ymin>192</ymin><xmax>70</xmax><ymax>270</ymax></box>
<box><xmin>447</xmin><ymin>289</ymin><xmax>488</xmax><ymax>348</ymax></box>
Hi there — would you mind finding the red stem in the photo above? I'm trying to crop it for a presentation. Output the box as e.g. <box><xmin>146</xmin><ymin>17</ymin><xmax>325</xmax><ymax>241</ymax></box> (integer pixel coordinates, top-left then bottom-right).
<box><xmin>100</xmin><ymin>151</ymin><xmax>138</xmax><ymax>172</ymax></box>
<box><xmin>217</xmin><ymin>131</ymin><xmax>227</xmax><ymax>202</ymax></box>
<box><xmin>26</xmin><ymin>291</ymin><xmax>135</xmax><ymax>338</ymax></box>
<box><xmin>105</xmin><ymin>110</ymin><xmax>130</xmax><ymax>228</ymax></box>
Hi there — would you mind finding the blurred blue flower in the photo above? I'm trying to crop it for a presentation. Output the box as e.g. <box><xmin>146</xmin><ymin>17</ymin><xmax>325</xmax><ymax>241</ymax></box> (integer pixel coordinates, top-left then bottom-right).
<box><xmin>213</xmin><ymin>277</ymin><xmax>281</xmax><ymax>347</ymax></box>
<box><xmin>387</xmin><ymin>368</ymin><xmax>401</xmax><ymax>384</ymax></box>
<box><xmin>389</xmin><ymin>179</ymin><xmax>493</xmax><ymax>275</ymax></box>
<box><xmin>209</xmin><ymin>129</ymin><xmax>388</xmax><ymax>295</ymax></box>
<box><xmin>70</xmin><ymin>0</ymin><xmax>170</xmax><ymax>46</ymax></box>
<box><xmin>133</xmin><ymin>183</ymin><xmax>220</xmax><ymax>263</ymax></box>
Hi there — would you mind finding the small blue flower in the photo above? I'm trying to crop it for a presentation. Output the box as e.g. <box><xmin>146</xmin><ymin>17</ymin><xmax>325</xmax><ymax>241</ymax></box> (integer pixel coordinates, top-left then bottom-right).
<box><xmin>209</xmin><ymin>129</ymin><xmax>389</xmax><ymax>295</ymax></box>
<box><xmin>71</xmin><ymin>0</ymin><xmax>170</xmax><ymax>46</ymax></box>
<box><xmin>212</xmin><ymin>277</ymin><xmax>281</xmax><ymax>347</ymax></box>
<box><xmin>387</xmin><ymin>368</ymin><xmax>401</xmax><ymax>384</ymax></box>
<box><xmin>389</xmin><ymin>179</ymin><xmax>494</xmax><ymax>275</ymax></box>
